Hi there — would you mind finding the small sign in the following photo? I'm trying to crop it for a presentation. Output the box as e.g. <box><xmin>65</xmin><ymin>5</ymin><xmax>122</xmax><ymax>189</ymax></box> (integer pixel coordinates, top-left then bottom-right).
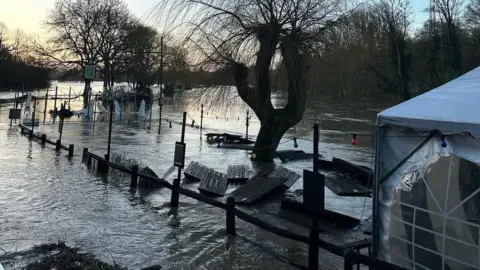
<box><xmin>84</xmin><ymin>64</ymin><xmax>96</xmax><ymax>80</ymax></box>
<box><xmin>303</xmin><ymin>169</ymin><xmax>325</xmax><ymax>213</ymax></box>
<box><xmin>9</xmin><ymin>108</ymin><xmax>21</xmax><ymax>119</ymax></box>
<box><xmin>174</xmin><ymin>141</ymin><xmax>186</xmax><ymax>168</ymax></box>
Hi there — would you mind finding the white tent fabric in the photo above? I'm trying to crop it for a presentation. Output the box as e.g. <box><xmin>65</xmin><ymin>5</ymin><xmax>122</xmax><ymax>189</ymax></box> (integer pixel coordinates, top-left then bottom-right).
<box><xmin>377</xmin><ymin>67</ymin><xmax>480</xmax><ymax>136</ymax></box>
<box><xmin>374</xmin><ymin>67</ymin><xmax>480</xmax><ymax>270</ymax></box>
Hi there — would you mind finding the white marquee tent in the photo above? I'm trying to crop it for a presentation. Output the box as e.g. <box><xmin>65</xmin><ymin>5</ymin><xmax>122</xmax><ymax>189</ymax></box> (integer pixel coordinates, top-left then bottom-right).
<box><xmin>373</xmin><ymin>67</ymin><xmax>480</xmax><ymax>270</ymax></box>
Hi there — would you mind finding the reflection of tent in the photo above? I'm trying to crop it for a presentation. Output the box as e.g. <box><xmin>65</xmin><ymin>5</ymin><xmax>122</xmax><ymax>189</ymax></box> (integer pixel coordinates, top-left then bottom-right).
<box><xmin>372</xmin><ymin>67</ymin><xmax>480</xmax><ymax>270</ymax></box>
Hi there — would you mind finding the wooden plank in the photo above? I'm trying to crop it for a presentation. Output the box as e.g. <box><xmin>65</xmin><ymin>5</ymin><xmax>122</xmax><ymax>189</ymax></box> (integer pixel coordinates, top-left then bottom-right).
<box><xmin>280</xmin><ymin>197</ymin><xmax>361</xmax><ymax>229</ymax></box>
<box><xmin>217</xmin><ymin>144</ymin><xmax>253</xmax><ymax>150</ymax></box>
<box><xmin>267</xmin><ymin>166</ymin><xmax>301</xmax><ymax>189</ymax></box>
<box><xmin>324</xmin><ymin>173</ymin><xmax>372</xmax><ymax>197</ymax></box>
<box><xmin>229</xmin><ymin>176</ymin><xmax>286</xmax><ymax>204</ymax></box>
<box><xmin>227</xmin><ymin>165</ymin><xmax>249</xmax><ymax>182</ymax></box>
<box><xmin>332</xmin><ymin>158</ymin><xmax>373</xmax><ymax>188</ymax></box>
<box><xmin>185</xmin><ymin>161</ymin><xmax>229</xmax><ymax>196</ymax></box>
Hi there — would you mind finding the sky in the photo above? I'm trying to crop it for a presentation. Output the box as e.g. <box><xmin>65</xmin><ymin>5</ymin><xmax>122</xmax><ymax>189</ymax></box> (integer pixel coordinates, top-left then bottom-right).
<box><xmin>0</xmin><ymin>0</ymin><xmax>431</xmax><ymax>35</ymax></box>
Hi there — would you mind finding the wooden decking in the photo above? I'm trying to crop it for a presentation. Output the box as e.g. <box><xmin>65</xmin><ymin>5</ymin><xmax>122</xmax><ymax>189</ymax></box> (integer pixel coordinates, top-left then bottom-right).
<box><xmin>280</xmin><ymin>196</ymin><xmax>361</xmax><ymax>229</ymax></box>
<box><xmin>198</xmin><ymin>170</ymin><xmax>229</xmax><ymax>196</ymax></box>
<box><xmin>184</xmin><ymin>161</ymin><xmax>210</xmax><ymax>181</ymax></box>
<box><xmin>226</xmin><ymin>165</ymin><xmax>249</xmax><ymax>182</ymax></box>
<box><xmin>229</xmin><ymin>175</ymin><xmax>286</xmax><ymax>204</ymax></box>
<box><xmin>268</xmin><ymin>166</ymin><xmax>301</xmax><ymax>189</ymax></box>
<box><xmin>184</xmin><ymin>161</ymin><xmax>229</xmax><ymax>196</ymax></box>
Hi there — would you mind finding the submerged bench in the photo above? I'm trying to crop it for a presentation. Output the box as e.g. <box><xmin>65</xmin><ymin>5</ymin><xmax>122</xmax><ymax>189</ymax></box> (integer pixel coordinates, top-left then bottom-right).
<box><xmin>324</xmin><ymin>173</ymin><xmax>372</xmax><ymax>197</ymax></box>
<box><xmin>331</xmin><ymin>158</ymin><xmax>373</xmax><ymax>188</ymax></box>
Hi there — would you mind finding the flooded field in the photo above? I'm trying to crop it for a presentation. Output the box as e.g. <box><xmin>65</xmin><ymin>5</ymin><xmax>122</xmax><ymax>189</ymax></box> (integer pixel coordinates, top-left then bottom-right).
<box><xmin>0</xmin><ymin>83</ymin><xmax>392</xmax><ymax>269</ymax></box>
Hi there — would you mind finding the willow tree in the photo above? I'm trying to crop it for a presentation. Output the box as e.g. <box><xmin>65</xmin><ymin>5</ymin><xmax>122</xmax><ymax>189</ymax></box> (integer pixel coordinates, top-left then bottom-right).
<box><xmin>158</xmin><ymin>0</ymin><xmax>351</xmax><ymax>161</ymax></box>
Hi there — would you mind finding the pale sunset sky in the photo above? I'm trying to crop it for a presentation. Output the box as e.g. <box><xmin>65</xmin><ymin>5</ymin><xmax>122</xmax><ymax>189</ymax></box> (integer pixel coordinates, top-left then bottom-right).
<box><xmin>0</xmin><ymin>0</ymin><xmax>431</xmax><ymax>35</ymax></box>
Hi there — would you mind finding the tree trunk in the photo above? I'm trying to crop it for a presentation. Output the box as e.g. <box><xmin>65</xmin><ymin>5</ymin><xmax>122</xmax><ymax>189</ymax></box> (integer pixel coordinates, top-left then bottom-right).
<box><xmin>233</xmin><ymin>27</ymin><xmax>307</xmax><ymax>162</ymax></box>
<box><xmin>253</xmin><ymin>116</ymin><xmax>290</xmax><ymax>161</ymax></box>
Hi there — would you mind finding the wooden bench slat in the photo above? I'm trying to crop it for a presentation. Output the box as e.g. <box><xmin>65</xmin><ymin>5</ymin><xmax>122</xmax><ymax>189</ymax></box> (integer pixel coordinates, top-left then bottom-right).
<box><xmin>267</xmin><ymin>166</ymin><xmax>300</xmax><ymax>189</ymax></box>
<box><xmin>324</xmin><ymin>174</ymin><xmax>372</xmax><ymax>197</ymax></box>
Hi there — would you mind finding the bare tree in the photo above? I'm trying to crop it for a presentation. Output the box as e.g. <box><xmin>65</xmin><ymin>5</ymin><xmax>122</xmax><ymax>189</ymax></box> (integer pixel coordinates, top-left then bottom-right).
<box><xmin>465</xmin><ymin>0</ymin><xmax>480</xmax><ymax>27</ymax></box>
<box><xmin>96</xmin><ymin>0</ymin><xmax>133</xmax><ymax>89</ymax></box>
<box><xmin>34</xmin><ymin>0</ymin><xmax>133</xmax><ymax>99</ymax></box>
<box><xmin>0</xmin><ymin>22</ymin><xmax>22</xmax><ymax>65</ymax></box>
<box><xmin>157</xmin><ymin>0</ymin><xmax>352</xmax><ymax>161</ymax></box>
<box><xmin>431</xmin><ymin>0</ymin><xmax>464</xmax><ymax>77</ymax></box>
<box><xmin>123</xmin><ymin>24</ymin><xmax>162</xmax><ymax>88</ymax></box>
<box><xmin>370</xmin><ymin>0</ymin><xmax>413</xmax><ymax>100</ymax></box>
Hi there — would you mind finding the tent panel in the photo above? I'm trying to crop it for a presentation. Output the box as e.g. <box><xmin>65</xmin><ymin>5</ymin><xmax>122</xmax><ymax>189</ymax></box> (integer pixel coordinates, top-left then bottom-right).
<box><xmin>377</xmin><ymin>67</ymin><xmax>480</xmax><ymax>135</ymax></box>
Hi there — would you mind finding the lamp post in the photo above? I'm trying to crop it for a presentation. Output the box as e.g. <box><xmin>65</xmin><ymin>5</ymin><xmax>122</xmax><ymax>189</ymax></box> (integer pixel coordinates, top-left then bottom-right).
<box><xmin>158</xmin><ymin>36</ymin><xmax>164</xmax><ymax>135</ymax></box>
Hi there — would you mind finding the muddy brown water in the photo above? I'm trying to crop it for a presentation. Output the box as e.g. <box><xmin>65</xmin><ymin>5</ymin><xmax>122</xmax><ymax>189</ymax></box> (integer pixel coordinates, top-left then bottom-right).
<box><xmin>0</xmin><ymin>83</ymin><xmax>394</xmax><ymax>269</ymax></box>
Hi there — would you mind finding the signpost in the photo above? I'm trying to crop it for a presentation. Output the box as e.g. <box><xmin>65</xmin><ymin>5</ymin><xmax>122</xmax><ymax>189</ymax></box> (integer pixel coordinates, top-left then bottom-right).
<box><xmin>84</xmin><ymin>64</ymin><xmax>95</xmax><ymax>80</ymax></box>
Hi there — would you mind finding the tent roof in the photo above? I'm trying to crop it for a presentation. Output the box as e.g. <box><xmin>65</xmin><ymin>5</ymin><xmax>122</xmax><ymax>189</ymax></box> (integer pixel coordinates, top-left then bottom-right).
<box><xmin>377</xmin><ymin>67</ymin><xmax>480</xmax><ymax>136</ymax></box>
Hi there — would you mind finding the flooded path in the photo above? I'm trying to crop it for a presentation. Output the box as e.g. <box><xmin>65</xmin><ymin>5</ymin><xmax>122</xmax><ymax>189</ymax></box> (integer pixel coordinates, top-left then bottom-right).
<box><xmin>0</xmin><ymin>83</ymin><xmax>391</xmax><ymax>269</ymax></box>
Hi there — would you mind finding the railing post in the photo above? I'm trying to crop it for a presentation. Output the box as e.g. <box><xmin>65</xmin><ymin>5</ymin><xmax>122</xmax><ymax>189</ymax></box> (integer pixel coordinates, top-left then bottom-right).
<box><xmin>87</xmin><ymin>155</ymin><xmax>92</xmax><ymax>167</ymax></box>
<box><xmin>41</xmin><ymin>134</ymin><xmax>46</xmax><ymax>146</ymax></box>
<box><xmin>245</xmin><ymin>109</ymin><xmax>249</xmax><ymax>139</ymax></box>
<box><xmin>308</xmin><ymin>217</ymin><xmax>319</xmax><ymax>270</ymax></box>
<box><xmin>28</xmin><ymin>129</ymin><xmax>33</xmax><ymax>140</ymax></box>
<box><xmin>170</xmin><ymin>178</ymin><xmax>180</xmax><ymax>207</ymax></box>
<box><xmin>55</xmin><ymin>139</ymin><xmax>61</xmax><ymax>151</ymax></box>
<box><xmin>82</xmin><ymin>148</ymin><xmax>89</xmax><ymax>163</ymax></box>
<box><xmin>131</xmin><ymin>165</ymin><xmax>138</xmax><ymax>188</ymax></box>
<box><xmin>344</xmin><ymin>250</ymin><xmax>355</xmax><ymax>270</ymax></box>
<box><xmin>226</xmin><ymin>196</ymin><xmax>236</xmax><ymax>235</ymax></box>
<box><xmin>97</xmin><ymin>154</ymin><xmax>109</xmax><ymax>173</ymax></box>
<box><xmin>68</xmin><ymin>144</ymin><xmax>74</xmax><ymax>157</ymax></box>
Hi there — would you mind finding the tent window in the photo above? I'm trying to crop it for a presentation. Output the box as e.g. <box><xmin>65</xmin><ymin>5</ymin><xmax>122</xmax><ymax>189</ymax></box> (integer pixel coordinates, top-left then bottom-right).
<box><xmin>390</xmin><ymin>155</ymin><xmax>480</xmax><ymax>270</ymax></box>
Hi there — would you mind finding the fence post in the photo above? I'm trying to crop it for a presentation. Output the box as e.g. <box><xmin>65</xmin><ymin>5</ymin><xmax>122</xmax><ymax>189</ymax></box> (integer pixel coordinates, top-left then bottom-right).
<box><xmin>131</xmin><ymin>165</ymin><xmax>138</xmax><ymax>188</ymax></box>
<box><xmin>226</xmin><ymin>196</ymin><xmax>236</xmax><ymax>235</ymax></box>
<box><xmin>68</xmin><ymin>144</ymin><xmax>74</xmax><ymax>157</ymax></box>
<box><xmin>55</xmin><ymin>139</ymin><xmax>61</xmax><ymax>151</ymax></box>
<box><xmin>82</xmin><ymin>148</ymin><xmax>89</xmax><ymax>163</ymax></box>
<box><xmin>28</xmin><ymin>130</ymin><xmax>33</xmax><ymax>140</ymax></box>
<box><xmin>308</xmin><ymin>217</ymin><xmax>319</xmax><ymax>270</ymax></box>
<box><xmin>41</xmin><ymin>134</ymin><xmax>46</xmax><ymax>146</ymax></box>
<box><xmin>200</xmin><ymin>104</ymin><xmax>204</xmax><ymax>131</ymax></box>
<box><xmin>170</xmin><ymin>178</ymin><xmax>180</xmax><ymax>207</ymax></box>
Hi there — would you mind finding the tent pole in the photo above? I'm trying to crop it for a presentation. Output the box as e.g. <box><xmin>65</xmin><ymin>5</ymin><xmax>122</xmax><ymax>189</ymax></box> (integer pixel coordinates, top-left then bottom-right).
<box><xmin>372</xmin><ymin>125</ymin><xmax>384</xmax><ymax>259</ymax></box>
<box><xmin>379</xmin><ymin>131</ymin><xmax>437</xmax><ymax>185</ymax></box>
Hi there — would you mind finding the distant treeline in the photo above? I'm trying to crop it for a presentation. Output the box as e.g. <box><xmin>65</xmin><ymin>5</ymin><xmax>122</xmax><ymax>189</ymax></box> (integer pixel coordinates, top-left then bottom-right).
<box><xmin>0</xmin><ymin>23</ymin><xmax>50</xmax><ymax>91</ymax></box>
<box><xmin>0</xmin><ymin>58</ymin><xmax>50</xmax><ymax>91</ymax></box>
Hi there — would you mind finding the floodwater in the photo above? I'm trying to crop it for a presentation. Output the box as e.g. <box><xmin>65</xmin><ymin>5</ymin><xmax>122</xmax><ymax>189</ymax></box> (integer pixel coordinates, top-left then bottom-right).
<box><xmin>0</xmin><ymin>83</ymin><xmax>392</xmax><ymax>269</ymax></box>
